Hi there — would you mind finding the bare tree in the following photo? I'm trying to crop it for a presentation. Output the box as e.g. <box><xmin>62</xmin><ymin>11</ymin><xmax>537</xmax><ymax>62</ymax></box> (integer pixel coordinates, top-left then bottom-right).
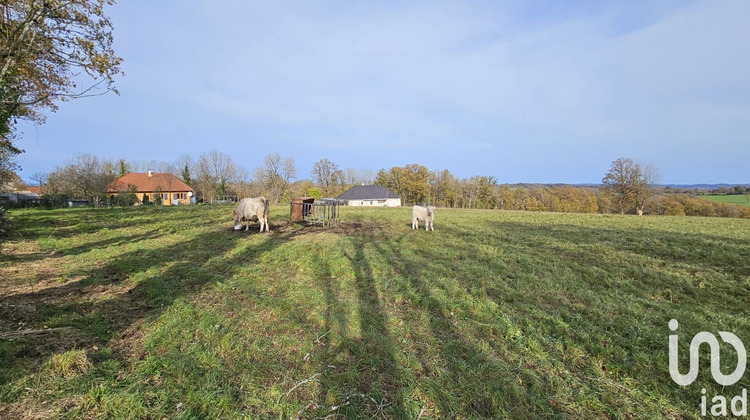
<box><xmin>602</xmin><ymin>158</ymin><xmax>638</xmax><ymax>214</ymax></box>
<box><xmin>637</xmin><ymin>162</ymin><xmax>661</xmax><ymax>214</ymax></box>
<box><xmin>344</xmin><ymin>168</ymin><xmax>374</xmax><ymax>186</ymax></box>
<box><xmin>29</xmin><ymin>171</ymin><xmax>48</xmax><ymax>193</ymax></box>
<box><xmin>46</xmin><ymin>153</ymin><xmax>117</xmax><ymax>205</ymax></box>
<box><xmin>311</xmin><ymin>158</ymin><xmax>343</xmax><ymax>196</ymax></box>
<box><xmin>602</xmin><ymin>157</ymin><xmax>658</xmax><ymax>215</ymax></box>
<box><xmin>173</xmin><ymin>154</ymin><xmax>195</xmax><ymax>185</ymax></box>
<box><xmin>131</xmin><ymin>160</ymin><xmax>171</xmax><ymax>173</ymax></box>
<box><xmin>0</xmin><ymin>141</ymin><xmax>20</xmax><ymax>186</ymax></box>
<box><xmin>256</xmin><ymin>153</ymin><xmax>297</xmax><ymax>203</ymax></box>
<box><xmin>195</xmin><ymin>150</ymin><xmax>246</xmax><ymax>202</ymax></box>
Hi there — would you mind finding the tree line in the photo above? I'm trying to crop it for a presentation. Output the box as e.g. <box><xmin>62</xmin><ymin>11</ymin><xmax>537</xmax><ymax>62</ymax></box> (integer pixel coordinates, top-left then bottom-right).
<box><xmin>370</xmin><ymin>159</ymin><xmax>748</xmax><ymax>218</ymax></box>
<box><xmin>705</xmin><ymin>185</ymin><xmax>750</xmax><ymax>195</ymax></box>
<box><xmin>25</xmin><ymin>151</ymin><xmax>373</xmax><ymax>207</ymax></box>
<box><xmin>0</xmin><ymin>152</ymin><xmax>745</xmax><ymax>220</ymax></box>
<box><xmin>12</xmin><ymin>154</ymin><xmax>748</xmax><ymax>219</ymax></box>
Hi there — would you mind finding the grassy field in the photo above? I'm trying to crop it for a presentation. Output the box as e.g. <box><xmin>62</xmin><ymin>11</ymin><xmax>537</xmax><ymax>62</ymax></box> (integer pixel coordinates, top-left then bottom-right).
<box><xmin>1</xmin><ymin>205</ymin><xmax>749</xmax><ymax>418</ymax></box>
<box><xmin>701</xmin><ymin>194</ymin><xmax>750</xmax><ymax>207</ymax></box>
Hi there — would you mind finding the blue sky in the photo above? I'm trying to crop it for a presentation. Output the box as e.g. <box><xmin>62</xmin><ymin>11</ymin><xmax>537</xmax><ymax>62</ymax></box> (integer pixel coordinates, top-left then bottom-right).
<box><xmin>14</xmin><ymin>0</ymin><xmax>750</xmax><ymax>184</ymax></box>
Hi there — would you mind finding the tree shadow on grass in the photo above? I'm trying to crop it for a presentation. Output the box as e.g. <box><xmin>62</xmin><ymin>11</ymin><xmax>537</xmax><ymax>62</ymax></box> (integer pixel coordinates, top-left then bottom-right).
<box><xmin>9</xmin><ymin>208</ymin><xmax>157</xmax><ymax>238</ymax></box>
<box><xmin>3</xmin><ymin>207</ymin><xmax>188</xmax><ymax>265</ymax></box>
<box><xmin>368</xmin><ymin>236</ymin><xmax>529</xmax><ymax>418</ymax></box>
<box><xmin>403</xmin><ymin>219</ymin><xmax>750</xmax><ymax>416</ymax></box>
<box><xmin>307</xmin><ymin>227</ymin><xmax>539</xmax><ymax>417</ymax></box>
<box><xmin>343</xmin><ymin>237</ymin><xmax>406</xmax><ymax>416</ymax></box>
<box><xmin>484</xmin><ymin>219</ymin><xmax>750</xmax><ymax>279</ymax></box>
<box><xmin>463</xmin><ymin>220</ymin><xmax>750</xmax><ymax>313</ymax></box>
<box><xmin>0</xmin><ymin>226</ymin><xmax>303</xmax><ymax>396</ymax></box>
<box><xmin>310</xmin><ymin>258</ymin><xmax>355</xmax><ymax>415</ymax></box>
<box><xmin>304</xmin><ymin>237</ymin><xmax>407</xmax><ymax>417</ymax></box>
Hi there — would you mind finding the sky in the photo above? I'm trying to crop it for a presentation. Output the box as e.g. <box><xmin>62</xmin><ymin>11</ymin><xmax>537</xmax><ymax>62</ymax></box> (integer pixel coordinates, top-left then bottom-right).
<box><xmin>13</xmin><ymin>0</ymin><xmax>750</xmax><ymax>184</ymax></box>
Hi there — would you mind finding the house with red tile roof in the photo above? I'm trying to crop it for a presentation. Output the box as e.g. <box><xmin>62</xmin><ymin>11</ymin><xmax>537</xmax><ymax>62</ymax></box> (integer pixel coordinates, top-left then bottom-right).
<box><xmin>106</xmin><ymin>170</ymin><xmax>193</xmax><ymax>205</ymax></box>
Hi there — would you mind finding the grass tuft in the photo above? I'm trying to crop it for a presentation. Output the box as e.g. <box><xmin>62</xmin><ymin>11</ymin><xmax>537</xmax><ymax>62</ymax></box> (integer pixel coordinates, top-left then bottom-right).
<box><xmin>47</xmin><ymin>350</ymin><xmax>92</xmax><ymax>379</ymax></box>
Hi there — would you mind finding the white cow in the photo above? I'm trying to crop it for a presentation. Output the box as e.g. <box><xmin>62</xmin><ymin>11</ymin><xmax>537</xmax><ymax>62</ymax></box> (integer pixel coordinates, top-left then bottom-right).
<box><xmin>412</xmin><ymin>205</ymin><xmax>434</xmax><ymax>231</ymax></box>
<box><xmin>232</xmin><ymin>197</ymin><xmax>270</xmax><ymax>232</ymax></box>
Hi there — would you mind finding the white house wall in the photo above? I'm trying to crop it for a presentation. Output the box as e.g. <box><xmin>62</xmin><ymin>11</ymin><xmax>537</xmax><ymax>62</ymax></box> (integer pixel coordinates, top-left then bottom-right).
<box><xmin>348</xmin><ymin>198</ymin><xmax>401</xmax><ymax>207</ymax></box>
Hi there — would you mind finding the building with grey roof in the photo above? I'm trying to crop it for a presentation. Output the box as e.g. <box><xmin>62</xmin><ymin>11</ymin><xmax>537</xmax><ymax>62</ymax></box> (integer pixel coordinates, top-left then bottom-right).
<box><xmin>336</xmin><ymin>185</ymin><xmax>401</xmax><ymax>207</ymax></box>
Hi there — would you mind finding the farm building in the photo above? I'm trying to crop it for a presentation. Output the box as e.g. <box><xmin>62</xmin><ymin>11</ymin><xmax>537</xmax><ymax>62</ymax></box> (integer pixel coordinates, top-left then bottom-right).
<box><xmin>0</xmin><ymin>191</ymin><xmax>40</xmax><ymax>206</ymax></box>
<box><xmin>107</xmin><ymin>170</ymin><xmax>194</xmax><ymax>206</ymax></box>
<box><xmin>336</xmin><ymin>185</ymin><xmax>401</xmax><ymax>207</ymax></box>
<box><xmin>0</xmin><ymin>183</ymin><xmax>41</xmax><ymax>206</ymax></box>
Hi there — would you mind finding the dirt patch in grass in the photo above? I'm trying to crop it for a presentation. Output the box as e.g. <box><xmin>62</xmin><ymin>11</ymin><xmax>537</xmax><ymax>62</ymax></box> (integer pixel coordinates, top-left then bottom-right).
<box><xmin>0</xmin><ymin>396</ymin><xmax>82</xmax><ymax>420</ymax></box>
<box><xmin>1</xmin><ymin>327</ymin><xmax>90</xmax><ymax>359</ymax></box>
<box><xmin>0</xmin><ymin>242</ymin><xmax>64</xmax><ymax>298</ymax></box>
<box><xmin>223</xmin><ymin>221</ymin><xmax>381</xmax><ymax>237</ymax></box>
<box><xmin>0</xmin><ymin>236</ymin><xmax>159</xmax><ymax>365</ymax></box>
<box><xmin>0</xmin><ymin>278</ymin><xmax>141</xmax><ymax>329</ymax></box>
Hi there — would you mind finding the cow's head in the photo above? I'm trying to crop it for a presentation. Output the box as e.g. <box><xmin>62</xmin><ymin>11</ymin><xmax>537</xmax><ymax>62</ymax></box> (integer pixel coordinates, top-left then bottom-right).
<box><xmin>232</xmin><ymin>209</ymin><xmax>240</xmax><ymax>226</ymax></box>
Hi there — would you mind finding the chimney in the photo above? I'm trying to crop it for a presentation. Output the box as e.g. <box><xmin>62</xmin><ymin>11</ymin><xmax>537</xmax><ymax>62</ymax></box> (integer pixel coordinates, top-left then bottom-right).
<box><xmin>148</xmin><ymin>169</ymin><xmax>152</xmax><ymax>178</ymax></box>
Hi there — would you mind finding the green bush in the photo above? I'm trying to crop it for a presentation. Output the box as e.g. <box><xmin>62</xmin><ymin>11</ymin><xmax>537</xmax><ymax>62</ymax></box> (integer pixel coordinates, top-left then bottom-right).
<box><xmin>40</xmin><ymin>194</ymin><xmax>71</xmax><ymax>208</ymax></box>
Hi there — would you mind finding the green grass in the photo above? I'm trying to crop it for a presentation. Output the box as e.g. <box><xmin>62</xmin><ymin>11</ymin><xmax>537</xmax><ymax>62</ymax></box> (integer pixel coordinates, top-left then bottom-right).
<box><xmin>701</xmin><ymin>194</ymin><xmax>750</xmax><ymax>207</ymax></box>
<box><xmin>1</xmin><ymin>205</ymin><xmax>749</xmax><ymax>418</ymax></box>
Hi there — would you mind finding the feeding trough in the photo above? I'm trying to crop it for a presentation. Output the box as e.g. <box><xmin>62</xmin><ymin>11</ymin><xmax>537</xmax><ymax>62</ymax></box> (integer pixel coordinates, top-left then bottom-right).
<box><xmin>290</xmin><ymin>197</ymin><xmax>340</xmax><ymax>227</ymax></box>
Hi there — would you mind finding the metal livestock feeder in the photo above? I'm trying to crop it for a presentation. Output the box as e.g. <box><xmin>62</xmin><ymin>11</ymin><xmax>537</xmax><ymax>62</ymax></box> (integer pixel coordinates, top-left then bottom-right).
<box><xmin>290</xmin><ymin>197</ymin><xmax>341</xmax><ymax>227</ymax></box>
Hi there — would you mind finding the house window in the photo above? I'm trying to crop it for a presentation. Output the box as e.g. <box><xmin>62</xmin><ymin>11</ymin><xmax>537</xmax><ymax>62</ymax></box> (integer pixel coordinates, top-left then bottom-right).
<box><xmin>162</xmin><ymin>193</ymin><xmax>169</xmax><ymax>201</ymax></box>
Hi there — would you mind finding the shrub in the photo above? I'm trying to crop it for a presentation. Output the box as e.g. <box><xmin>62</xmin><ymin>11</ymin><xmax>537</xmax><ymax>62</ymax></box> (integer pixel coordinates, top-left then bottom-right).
<box><xmin>0</xmin><ymin>206</ymin><xmax>13</xmax><ymax>244</ymax></box>
<box><xmin>40</xmin><ymin>193</ymin><xmax>71</xmax><ymax>208</ymax></box>
<box><xmin>596</xmin><ymin>190</ymin><xmax>614</xmax><ymax>214</ymax></box>
<box><xmin>305</xmin><ymin>188</ymin><xmax>322</xmax><ymax>200</ymax></box>
<box><xmin>714</xmin><ymin>203</ymin><xmax>741</xmax><ymax>218</ymax></box>
<box><xmin>662</xmin><ymin>199</ymin><xmax>686</xmax><ymax>216</ymax></box>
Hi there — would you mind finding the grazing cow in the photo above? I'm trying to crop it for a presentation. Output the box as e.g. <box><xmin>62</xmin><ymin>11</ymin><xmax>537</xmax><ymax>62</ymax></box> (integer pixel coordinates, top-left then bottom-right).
<box><xmin>232</xmin><ymin>197</ymin><xmax>270</xmax><ymax>232</ymax></box>
<box><xmin>412</xmin><ymin>205</ymin><xmax>435</xmax><ymax>231</ymax></box>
